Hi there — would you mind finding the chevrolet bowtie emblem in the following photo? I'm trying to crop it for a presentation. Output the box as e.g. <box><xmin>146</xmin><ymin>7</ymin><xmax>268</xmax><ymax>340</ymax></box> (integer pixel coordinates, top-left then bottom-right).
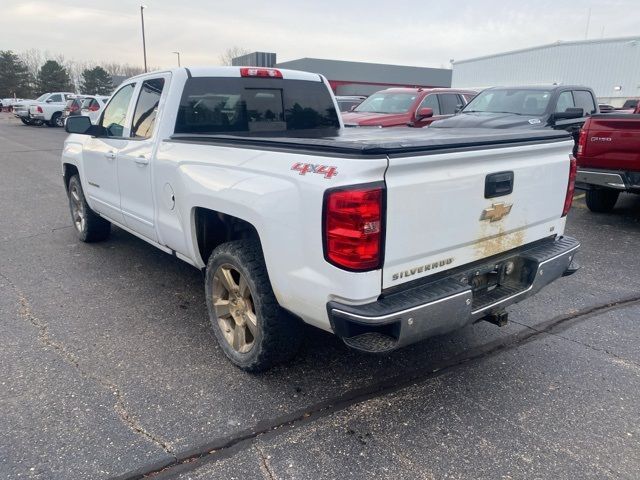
<box><xmin>481</xmin><ymin>202</ymin><xmax>513</xmax><ymax>222</ymax></box>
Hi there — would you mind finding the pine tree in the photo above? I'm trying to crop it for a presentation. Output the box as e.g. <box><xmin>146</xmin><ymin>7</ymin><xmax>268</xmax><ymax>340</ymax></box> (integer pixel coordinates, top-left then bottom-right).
<box><xmin>80</xmin><ymin>66</ymin><xmax>114</xmax><ymax>95</ymax></box>
<box><xmin>36</xmin><ymin>60</ymin><xmax>74</xmax><ymax>94</ymax></box>
<box><xmin>0</xmin><ymin>51</ymin><xmax>34</xmax><ymax>98</ymax></box>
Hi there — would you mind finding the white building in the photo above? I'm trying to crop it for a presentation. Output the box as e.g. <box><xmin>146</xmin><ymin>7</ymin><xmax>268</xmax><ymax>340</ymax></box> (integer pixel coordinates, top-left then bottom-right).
<box><xmin>452</xmin><ymin>37</ymin><xmax>640</xmax><ymax>106</ymax></box>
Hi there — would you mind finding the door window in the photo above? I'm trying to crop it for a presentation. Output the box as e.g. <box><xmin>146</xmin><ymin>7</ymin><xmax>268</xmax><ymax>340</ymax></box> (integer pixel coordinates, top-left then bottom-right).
<box><xmin>438</xmin><ymin>94</ymin><xmax>461</xmax><ymax>115</ymax></box>
<box><xmin>572</xmin><ymin>90</ymin><xmax>596</xmax><ymax>115</ymax></box>
<box><xmin>131</xmin><ymin>78</ymin><xmax>165</xmax><ymax>139</ymax></box>
<box><xmin>418</xmin><ymin>94</ymin><xmax>440</xmax><ymax>115</ymax></box>
<box><xmin>555</xmin><ymin>91</ymin><xmax>574</xmax><ymax>112</ymax></box>
<box><xmin>48</xmin><ymin>94</ymin><xmax>62</xmax><ymax>103</ymax></box>
<box><xmin>100</xmin><ymin>83</ymin><xmax>135</xmax><ymax>137</ymax></box>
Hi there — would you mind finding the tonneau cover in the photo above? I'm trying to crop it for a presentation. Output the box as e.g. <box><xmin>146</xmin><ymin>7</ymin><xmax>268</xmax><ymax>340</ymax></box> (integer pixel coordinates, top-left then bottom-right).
<box><xmin>169</xmin><ymin>127</ymin><xmax>571</xmax><ymax>157</ymax></box>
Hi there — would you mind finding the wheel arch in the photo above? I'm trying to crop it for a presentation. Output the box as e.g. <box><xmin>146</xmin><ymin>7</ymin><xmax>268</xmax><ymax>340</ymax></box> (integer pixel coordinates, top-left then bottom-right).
<box><xmin>62</xmin><ymin>163</ymin><xmax>79</xmax><ymax>191</ymax></box>
<box><xmin>192</xmin><ymin>207</ymin><xmax>263</xmax><ymax>268</ymax></box>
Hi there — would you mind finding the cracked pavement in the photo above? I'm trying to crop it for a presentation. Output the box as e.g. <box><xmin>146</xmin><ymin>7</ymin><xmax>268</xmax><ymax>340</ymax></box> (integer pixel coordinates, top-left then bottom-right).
<box><xmin>1</xmin><ymin>112</ymin><xmax>639</xmax><ymax>479</ymax></box>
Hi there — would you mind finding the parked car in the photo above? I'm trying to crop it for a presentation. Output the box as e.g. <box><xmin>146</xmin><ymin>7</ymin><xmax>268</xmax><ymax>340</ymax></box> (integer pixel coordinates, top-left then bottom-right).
<box><xmin>1</xmin><ymin>98</ymin><xmax>25</xmax><ymax>111</ymax></box>
<box><xmin>598</xmin><ymin>103</ymin><xmax>615</xmax><ymax>113</ymax></box>
<box><xmin>62</xmin><ymin>66</ymin><xmax>579</xmax><ymax>371</ymax></box>
<box><xmin>575</xmin><ymin>108</ymin><xmax>640</xmax><ymax>212</ymax></box>
<box><xmin>341</xmin><ymin>87</ymin><xmax>476</xmax><ymax>127</ymax></box>
<box><xmin>13</xmin><ymin>95</ymin><xmax>45</xmax><ymax>125</ymax></box>
<box><xmin>62</xmin><ymin>96</ymin><xmax>87</xmax><ymax>123</ymax></box>
<box><xmin>80</xmin><ymin>95</ymin><xmax>110</xmax><ymax>124</ymax></box>
<box><xmin>29</xmin><ymin>92</ymin><xmax>75</xmax><ymax>127</ymax></box>
<box><xmin>430</xmin><ymin>85</ymin><xmax>599</xmax><ymax>152</ymax></box>
<box><xmin>335</xmin><ymin>95</ymin><xmax>366</xmax><ymax>112</ymax></box>
<box><xmin>618</xmin><ymin>99</ymin><xmax>639</xmax><ymax>112</ymax></box>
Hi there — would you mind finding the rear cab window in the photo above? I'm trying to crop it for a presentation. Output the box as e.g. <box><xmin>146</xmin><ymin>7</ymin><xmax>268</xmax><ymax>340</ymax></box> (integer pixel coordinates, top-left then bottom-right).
<box><xmin>175</xmin><ymin>77</ymin><xmax>340</xmax><ymax>135</ymax></box>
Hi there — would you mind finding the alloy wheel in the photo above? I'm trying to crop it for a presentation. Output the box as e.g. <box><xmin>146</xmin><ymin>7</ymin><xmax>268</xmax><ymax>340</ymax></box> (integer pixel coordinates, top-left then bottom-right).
<box><xmin>212</xmin><ymin>264</ymin><xmax>258</xmax><ymax>353</ymax></box>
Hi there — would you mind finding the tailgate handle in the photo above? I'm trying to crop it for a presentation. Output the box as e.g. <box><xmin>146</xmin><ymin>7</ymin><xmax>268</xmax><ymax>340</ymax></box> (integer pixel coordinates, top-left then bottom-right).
<box><xmin>485</xmin><ymin>171</ymin><xmax>514</xmax><ymax>198</ymax></box>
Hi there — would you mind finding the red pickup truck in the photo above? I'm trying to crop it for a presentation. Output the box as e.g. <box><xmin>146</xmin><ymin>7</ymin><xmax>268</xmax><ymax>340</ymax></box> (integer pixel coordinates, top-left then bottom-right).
<box><xmin>575</xmin><ymin>104</ymin><xmax>640</xmax><ymax>212</ymax></box>
<box><xmin>341</xmin><ymin>87</ymin><xmax>476</xmax><ymax>128</ymax></box>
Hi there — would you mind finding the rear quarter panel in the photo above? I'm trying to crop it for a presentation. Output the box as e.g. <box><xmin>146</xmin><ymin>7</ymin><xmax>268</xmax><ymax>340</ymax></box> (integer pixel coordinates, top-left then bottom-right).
<box><xmin>154</xmin><ymin>142</ymin><xmax>388</xmax><ymax>331</ymax></box>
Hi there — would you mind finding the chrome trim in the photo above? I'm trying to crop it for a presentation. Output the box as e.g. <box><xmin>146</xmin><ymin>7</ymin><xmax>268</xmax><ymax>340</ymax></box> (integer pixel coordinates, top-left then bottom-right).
<box><xmin>331</xmin><ymin>290</ymin><xmax>470</xmax><ymax>323</ymax></box>
<box><xmin>576</xmin><ymin>170</ymin><xmax>627</xmax><ymax>190</ymax></box>
<box><xmin>471</xmin><ymin>243</ymin><xmax>580</xmax><ymax>315</ymax></box>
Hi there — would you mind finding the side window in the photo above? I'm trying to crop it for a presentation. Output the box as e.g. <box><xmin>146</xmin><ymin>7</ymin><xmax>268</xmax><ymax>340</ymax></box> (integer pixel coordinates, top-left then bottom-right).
<box><xmin>439</xmin><ymin>94</ymin><xmax>461</xmax><ymax>115</ymax></box>
<box><xmin>573</xmin><ymin>90</ymin><xmax>596</xmax><ymax>115</ymax></box>
<box><xmin>48</xmin><ymin>94</ymin><xmax>62</xmax><ymax>103</ymax></box>
<box><xmin>131</xmin><ymin>78</ymin><xmax>165</xmax><ymax>139</ymax></box>
<box><xmin>100</xmin><ymin>83</ymin><xmax>136</xmax><ymax>137</ymax></box>
<box><xmin>555</xmin><ymin>91</ymin><xmax>574</xmax><ymax>113</ymax></box>
<box><xmin>418</xmin><ymin>94</ymin><xmax>440</xmax><ymax>115</ymax></box>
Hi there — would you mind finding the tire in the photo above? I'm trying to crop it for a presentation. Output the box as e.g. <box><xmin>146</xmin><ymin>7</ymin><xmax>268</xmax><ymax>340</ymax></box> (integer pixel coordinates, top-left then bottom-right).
<box><xmin>585</xmin><ymin>188</ymin><xmax>620</xmax><ymax>213</ymax></box>
<box><xmin>49</xmin><ymin>112</ymin><xmax>63</xmax><ymax>127</ymax></box>
<box><xmin>67</xmin><ymin>175</ymin><xmax>111</xmax><ymax>242</ymax></box>
<box><xmin>205</xmin><ymin>239</ymin><xmax>303</xmax><ymax>372</ymax></box>
<box><xmin>20</xmin><ymin>118</ymin><xmax>31</xmax><ymax>125</ymax></box>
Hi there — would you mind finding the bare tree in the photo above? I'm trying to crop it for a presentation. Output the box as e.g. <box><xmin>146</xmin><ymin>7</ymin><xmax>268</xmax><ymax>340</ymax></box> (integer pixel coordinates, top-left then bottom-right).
<box><xmin>219</xmin><ymin>46</ymin><xmax>251</xmax><ymax>66</ymax></box>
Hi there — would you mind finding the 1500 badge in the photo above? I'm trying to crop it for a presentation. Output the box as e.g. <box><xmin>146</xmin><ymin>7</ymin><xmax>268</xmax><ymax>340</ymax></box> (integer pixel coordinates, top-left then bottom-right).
<box><xmin>392</xmin><ymin>257</ymin><xmax>454</xmax><ymax>281</ymax></box>
<box><xmin>291</xmin><ymin>162</ymin><xmax>338</xmax><ymax>179</ymax></box>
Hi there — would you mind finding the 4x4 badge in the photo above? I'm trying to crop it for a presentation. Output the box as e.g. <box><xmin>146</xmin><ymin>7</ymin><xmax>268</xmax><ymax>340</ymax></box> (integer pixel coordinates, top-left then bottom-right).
<box><xmin>481</xmin><ymin>202</ymin><xmax>513</xmax><ymax>222</ymax></box>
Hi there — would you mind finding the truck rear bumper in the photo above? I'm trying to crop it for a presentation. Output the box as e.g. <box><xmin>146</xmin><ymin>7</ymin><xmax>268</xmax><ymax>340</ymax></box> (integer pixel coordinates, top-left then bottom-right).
<box><xmin>577</xmin><ymin>168</ymin><xmax>640</xmax><ymax>192</ymax></box>
<box><xmin>328</xmin><ymin>236</ymin><xmax>580</xmax><ymax>353</ymax></box>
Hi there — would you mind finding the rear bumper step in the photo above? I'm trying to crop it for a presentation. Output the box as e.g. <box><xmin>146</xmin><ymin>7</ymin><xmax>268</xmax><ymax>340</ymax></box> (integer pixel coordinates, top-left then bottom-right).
<box><xmin>576</xmin><ymin>168</ymin><xmax>640</xmax><ymax>191</ymax></box>
<box><xmin>328</xmin><ymin>236</ymin><xmax>580</xmax><ymax>353</ymax></box>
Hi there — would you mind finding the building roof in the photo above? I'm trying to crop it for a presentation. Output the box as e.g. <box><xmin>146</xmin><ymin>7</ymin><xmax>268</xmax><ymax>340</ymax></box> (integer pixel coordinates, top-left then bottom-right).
<box><xmin>275</xmin><ymin>57</ymin><xmax>451</xmax><ymax>87</ymax></box>
<box><xmin>455</xmin><ymin>36</ymin><xmax>640</xmax><ymax>65</ymax></box>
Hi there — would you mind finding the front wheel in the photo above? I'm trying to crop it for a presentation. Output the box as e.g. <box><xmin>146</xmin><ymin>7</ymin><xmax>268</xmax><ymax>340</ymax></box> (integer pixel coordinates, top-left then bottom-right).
<box><xmin>67</xmin><ymin>175</ymin><xmax>111</xmax><ymax>242</ymax></box>
<box><xmin>585</xmin><ymin>188</ymin><xmax>620</xmax><ymax>213</ymax></box>
<box><xmin>205</xmin><ymin>240</ymin><xmax>303</xmax><ymax>372</ymax></box>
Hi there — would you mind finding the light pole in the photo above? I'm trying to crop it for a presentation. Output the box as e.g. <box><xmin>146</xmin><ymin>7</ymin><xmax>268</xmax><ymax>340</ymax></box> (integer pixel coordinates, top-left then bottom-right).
<box><xmin>172</xmin><ymin>51</ymin><xmax>181</xmax><ymax>67</ymax></box>
<box><xmin>140</xmin><ymin>5</ymin><xmax>148</xmax><ymax>72</ymax></box>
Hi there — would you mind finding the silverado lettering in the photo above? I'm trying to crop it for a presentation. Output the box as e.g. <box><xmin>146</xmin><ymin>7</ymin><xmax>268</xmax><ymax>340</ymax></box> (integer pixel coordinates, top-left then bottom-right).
<box><xmin>392</xmin><ymin>258</ymin><xmax>455</xmax><ymax>281</ymax></box>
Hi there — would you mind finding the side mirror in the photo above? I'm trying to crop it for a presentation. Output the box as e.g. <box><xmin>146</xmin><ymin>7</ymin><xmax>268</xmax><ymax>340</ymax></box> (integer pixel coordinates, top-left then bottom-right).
<box><xmin>65</xmin><ymin>115</ymin><xmax>93</xmax><ymax>134</ymax></box>
<box><xmin>553</xmin><ymin>107</ymin><xmax>584</xmax><ymax>120</ymax></box>
<box><xmin>349</xmin><ymin>105</ymin><xmax>357</xmax><ymax>112</ymax></box>
<box><xmin>46</xmin><ymin>98</ymin><xmax>53</xmax><ymax>103</ymax></box>
<box><xmin>455</xmin><ymin>105</ymin><xmax>463</xmax><ymax>113</ymax></box>
<box><xmin>416</xmin><ymin>107</ymin><xmax>434</xmax><ymax>120</ymax></box>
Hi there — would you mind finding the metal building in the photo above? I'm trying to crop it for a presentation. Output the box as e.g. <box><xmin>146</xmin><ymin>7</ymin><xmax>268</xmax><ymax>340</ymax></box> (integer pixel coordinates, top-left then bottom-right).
<box><xmin>452</xmin><ymin>37</ymin><xmax>640</xmax><ymax>106</ymax></box>
<box><xmin>275</xmin><ymin>58</ymin><xmax>451</xmax><ymax>96</ymax></box>
<box><xmin>232</xmin><ymin>52</ymin><xmax>277</xmax><ymax>68</ymax></box>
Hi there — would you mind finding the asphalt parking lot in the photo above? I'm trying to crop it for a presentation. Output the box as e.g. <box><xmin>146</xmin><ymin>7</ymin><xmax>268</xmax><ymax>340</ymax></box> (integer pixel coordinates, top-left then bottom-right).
<box><xmin>1</xmin><ymin>112</ymin><xmax>639</xmax><ymax>480</ymax></box>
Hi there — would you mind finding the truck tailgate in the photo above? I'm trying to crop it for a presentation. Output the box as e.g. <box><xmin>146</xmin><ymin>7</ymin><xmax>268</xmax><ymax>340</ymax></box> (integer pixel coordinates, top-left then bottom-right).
<box><xmin>382</xmin><ymin>139</ymin><xmax>574</xmax><ymax>289</ymax></box>
<box><xmin>579</xmin><ymin>115</ymin><xmax>640</xmax><ymax>171</ymax></box>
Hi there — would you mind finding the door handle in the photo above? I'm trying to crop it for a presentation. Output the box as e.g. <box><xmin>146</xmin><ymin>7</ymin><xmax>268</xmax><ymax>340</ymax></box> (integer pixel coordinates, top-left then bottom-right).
<box><xmin>135</xmin><ymin>155</ymin><xmax>149</xmax><ymax>166</ymax></box>
<box><xmin>104</xmin><ymin>151</ymin><xmax>116</xmax><ymax>159</ymax></box>
<box><xmin>485</xmin><ymin>171</ymin><xmax>514</xmax><ymax>198</ymax></box>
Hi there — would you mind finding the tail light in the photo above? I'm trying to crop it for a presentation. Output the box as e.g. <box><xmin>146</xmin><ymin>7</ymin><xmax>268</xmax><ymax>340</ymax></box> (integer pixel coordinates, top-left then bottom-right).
<box><xmin>240</xmin><ymin>67</ymin><xmax>283</xmax><ymax>78</ymax></box>
<box><xmin>70</xmin><ymin>103</ymin><xmax>79</xmax><ymax>112</ymax></box>
<box><xmin>562</xmin><ymin>155</ymin><xmax>577</xmax><ymax>217</ymax></box>
<box><xmin>323</xmin><ymin>184</ymin><xmax>384</xmax><ymax>271</ymax></box>
<box><xmin>89</xmin><ymin>103</ymin><xmax>99</xmax><ymax>112</ymax></box>
<box><xmin>576</xmin><ymin>128</ymin><xmax>587</xmax><ymax>159</ymax></box>
<box><xmin>37</xmin><ymin>106</ymin><xmax>43</xmax><ymax>113</ymax></box>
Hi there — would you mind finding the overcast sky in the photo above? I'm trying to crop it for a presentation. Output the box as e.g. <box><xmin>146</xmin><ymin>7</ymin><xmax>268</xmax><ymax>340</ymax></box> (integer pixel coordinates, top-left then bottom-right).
<box><xmin>4</xmin><ymin>0</ymin><xmax>640</xmax><ymax>69</ymax></box>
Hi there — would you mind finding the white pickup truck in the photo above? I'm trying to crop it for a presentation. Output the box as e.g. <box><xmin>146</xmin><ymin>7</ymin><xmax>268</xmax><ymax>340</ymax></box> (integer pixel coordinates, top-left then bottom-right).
<box><xmin>27</xmin><ymin>91</ymin><xmax>74</xmax><ymax>127</ymax></box>
<box><xmin>61</xmin><ymin>67</ymin><xmax>580</xmax><ymax>371</ymax></box>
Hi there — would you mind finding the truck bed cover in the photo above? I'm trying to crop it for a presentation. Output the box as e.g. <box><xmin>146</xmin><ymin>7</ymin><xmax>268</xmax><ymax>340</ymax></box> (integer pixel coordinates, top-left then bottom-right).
<box><xmin>169</xmin><ymin>127</ymin><xmax>571</xmax><ymax>158</ymax></box>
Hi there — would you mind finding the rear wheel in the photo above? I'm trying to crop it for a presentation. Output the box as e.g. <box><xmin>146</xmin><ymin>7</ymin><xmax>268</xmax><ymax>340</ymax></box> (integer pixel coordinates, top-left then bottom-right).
<box><xmin>205</xmin><ymin>240</ymin><xmax>303</xmax><ymax>372</ymax></box>
<box><xmin>67</xmin><ymin>175</ymin><xmax>111</xmax><ymax>242</ymax></box>
<box><xmin>585</xmin><ymin>188</ymin><xmax>620</xmax><ymax>213</ymax></box>
<box><xmin>20</xmin><ymin>118</ymin><xmax>31</xmax><ymax>125</ymax></box>
<box><xmin>49</xmin><ymin>112</ymin><xmax>63</xmax><ymax>127</ymax></box>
